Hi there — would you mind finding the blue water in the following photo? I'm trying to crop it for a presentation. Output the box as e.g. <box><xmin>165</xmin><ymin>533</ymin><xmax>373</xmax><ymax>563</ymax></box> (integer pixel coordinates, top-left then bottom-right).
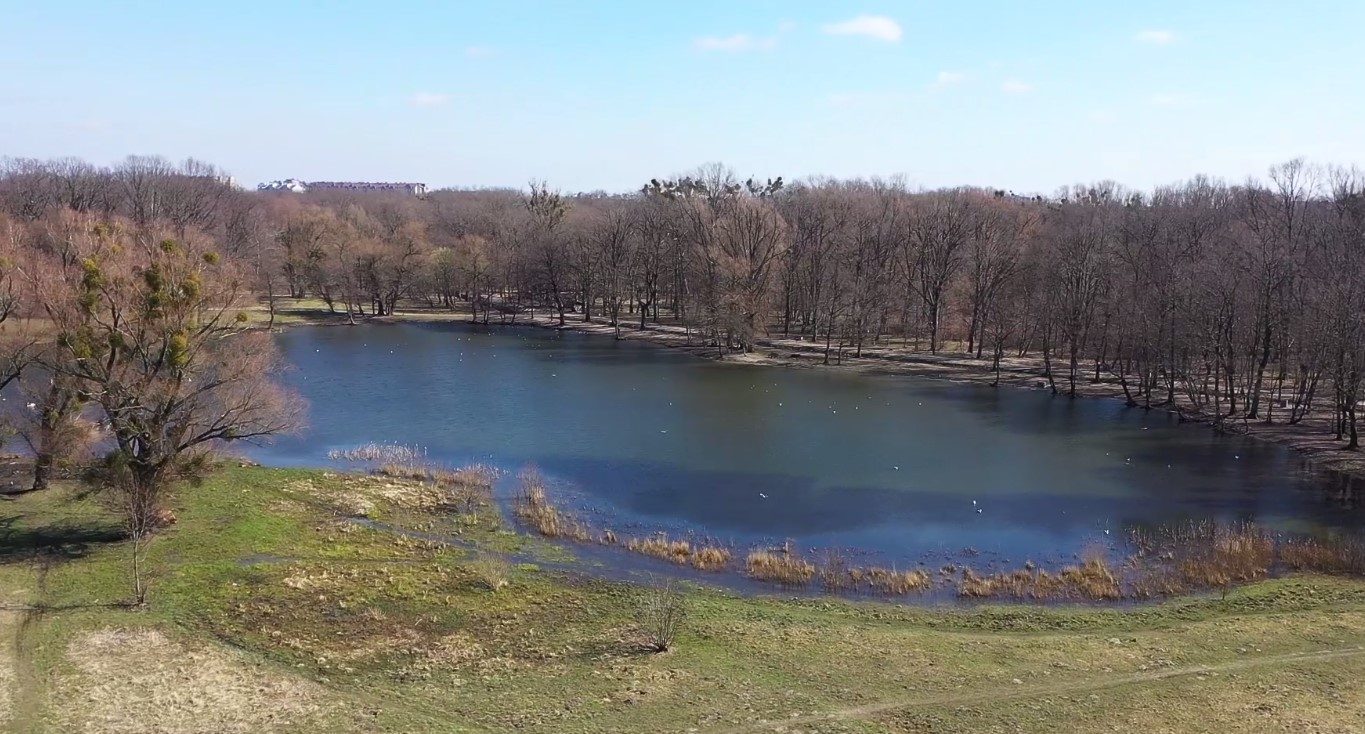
<box><xmin>247</xmin><ymin>322</ymin><xmax>1362</xmax><ymax>571</ymax></box>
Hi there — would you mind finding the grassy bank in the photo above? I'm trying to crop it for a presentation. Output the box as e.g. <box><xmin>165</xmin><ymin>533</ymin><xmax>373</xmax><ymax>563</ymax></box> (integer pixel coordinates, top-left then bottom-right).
<box><xmin>1</xmin><ymin>466</ymin><xmax>1363</xmax><ymax>732</ymax></box>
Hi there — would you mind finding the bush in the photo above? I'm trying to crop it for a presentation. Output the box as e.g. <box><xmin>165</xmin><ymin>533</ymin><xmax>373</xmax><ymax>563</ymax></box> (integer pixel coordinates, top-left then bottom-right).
<box><xmin>468</xmin><ymin>553</ymin><xmax>511</xmax><ymax>592</ymax></box>
<box><xmin>818</xmin><ymin>549</ymin><xmax>854</xmax><ymax>593</ymax></box>
<box><xmin>636</xmin><ymin>579</ymin><xmax>688</xmax><ymax>653</ymax></box>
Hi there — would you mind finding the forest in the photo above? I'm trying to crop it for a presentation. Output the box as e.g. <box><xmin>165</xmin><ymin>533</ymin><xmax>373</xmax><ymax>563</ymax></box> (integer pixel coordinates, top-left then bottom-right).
<box><xmin>2</xmin><ymin>154</ymin><xmax>1363</xmax><ymax>457</ymax></box>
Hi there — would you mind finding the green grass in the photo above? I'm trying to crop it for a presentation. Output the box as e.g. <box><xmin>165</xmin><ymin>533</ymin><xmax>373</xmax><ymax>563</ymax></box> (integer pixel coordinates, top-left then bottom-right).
<box><xmin>2</xmin><ymin>466</ymin><xmax>1363</xmax><ymax>733</ymax></box>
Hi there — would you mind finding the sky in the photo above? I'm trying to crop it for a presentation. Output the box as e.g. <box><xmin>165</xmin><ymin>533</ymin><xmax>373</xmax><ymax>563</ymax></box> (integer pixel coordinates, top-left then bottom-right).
<box><xmin>2</xmin><ymin>1</ymin><xmax>1363</xmax><ymax>194</ymax></box>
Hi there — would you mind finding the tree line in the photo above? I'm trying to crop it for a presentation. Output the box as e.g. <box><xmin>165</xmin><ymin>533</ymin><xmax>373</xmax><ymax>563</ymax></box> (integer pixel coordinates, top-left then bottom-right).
<box><xmin>3</xmin><ymin>155</ymin><xmax>1363</xmax><ymax>458</ymax></box>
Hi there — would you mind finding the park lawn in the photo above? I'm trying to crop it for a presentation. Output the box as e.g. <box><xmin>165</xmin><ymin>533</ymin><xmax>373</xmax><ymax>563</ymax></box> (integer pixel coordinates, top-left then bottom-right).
<box><xmin>0</xmin><ymin>466</ymin><xmax>1361</xmax><ymax>733</ymax></box>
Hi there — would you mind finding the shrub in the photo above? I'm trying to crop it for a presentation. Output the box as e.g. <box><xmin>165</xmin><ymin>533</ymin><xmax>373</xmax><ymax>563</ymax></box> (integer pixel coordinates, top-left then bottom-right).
<box><xmin>636</xmin><ymin>579</ymin><xmax>688</xmax><ymax>653</ymax></box>
<box><xmin>468</xmin><ymin>553</ymin><xmax>511</xmax><ymax>592</ymax></box>
<box><xmin>818</xmin><ymin>549</ymin><xmax>855</xmax><ymax>593</ymax></box>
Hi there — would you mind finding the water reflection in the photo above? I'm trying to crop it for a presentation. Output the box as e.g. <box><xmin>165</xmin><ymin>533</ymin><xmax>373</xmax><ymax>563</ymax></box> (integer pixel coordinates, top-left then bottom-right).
<box><xmin>252</xmin><ymin>322</ymin><xmax>1364</xmax><ymax>566</ymax></box>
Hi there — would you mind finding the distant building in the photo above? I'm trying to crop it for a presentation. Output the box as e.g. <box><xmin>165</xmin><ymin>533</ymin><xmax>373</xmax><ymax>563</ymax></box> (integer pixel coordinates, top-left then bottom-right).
<box><xmin>257</xmin><ymin>178</ymin><xmax>309</xmax><ymax>193</ymax></box>
<box><xmin>256</xmin><ymin>179</ymin><xmax>427</xmax><ymax>196</ymax></box>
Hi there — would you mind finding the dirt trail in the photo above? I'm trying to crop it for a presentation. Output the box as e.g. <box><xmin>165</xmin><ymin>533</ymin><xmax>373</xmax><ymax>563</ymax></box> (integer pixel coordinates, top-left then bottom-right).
<box><xmin>712</xmin><ymin>644</ymin><xmax>1365</xmax><ymax>733</ymax></box>
<box><xmin>11</xmin><ymin>558</ymin><xmax>51</xmax><ymax>734</ymax></box>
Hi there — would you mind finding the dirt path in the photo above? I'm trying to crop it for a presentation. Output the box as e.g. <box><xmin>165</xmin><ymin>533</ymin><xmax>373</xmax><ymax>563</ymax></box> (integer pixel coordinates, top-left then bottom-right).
<box><xmin>11</xmin><ymin>558</ymin><xmax>51</xmax><ymax>734</ymax></box>
<box><xmin>712</xmin><ymin>644</ymin><xmax>1365</xmax><ymax>733</ymax></box>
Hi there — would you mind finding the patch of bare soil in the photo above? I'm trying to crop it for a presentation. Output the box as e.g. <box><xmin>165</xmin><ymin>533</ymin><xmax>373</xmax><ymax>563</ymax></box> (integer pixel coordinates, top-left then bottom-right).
<box><xmin>282</xmin><ymin>474</ymin><xmax>446</xmax><ymax>517</ymax></box>
<box><xmin>54</xmin><ymin>627</ymin><xmax>334</xmax><ymax>733</ymax></box>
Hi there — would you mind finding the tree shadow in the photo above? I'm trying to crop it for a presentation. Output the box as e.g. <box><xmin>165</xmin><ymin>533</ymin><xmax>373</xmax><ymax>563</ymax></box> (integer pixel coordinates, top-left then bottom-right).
<box><xmin>0</xmin><ymin>514</ymin><xmax>126</xmax><ymax>563</ymax></box>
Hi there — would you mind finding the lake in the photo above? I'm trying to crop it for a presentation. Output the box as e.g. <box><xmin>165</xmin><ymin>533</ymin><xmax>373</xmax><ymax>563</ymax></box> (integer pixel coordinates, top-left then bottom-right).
<box><xmin>250</xmin><ymin>322</ymin><xmax>1363</xmax><ymax>576</ymax></box>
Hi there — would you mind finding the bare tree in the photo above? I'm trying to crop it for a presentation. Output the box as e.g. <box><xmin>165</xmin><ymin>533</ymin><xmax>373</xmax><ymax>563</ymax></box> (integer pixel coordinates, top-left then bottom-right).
<box><xmin>38</xmin><ymin>217</ymin><xmax>302</xmax><ymax>602</ymax></box>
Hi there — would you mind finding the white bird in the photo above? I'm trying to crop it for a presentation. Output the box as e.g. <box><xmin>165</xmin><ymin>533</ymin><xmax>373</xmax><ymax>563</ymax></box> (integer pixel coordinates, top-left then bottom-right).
<box><xmin>972</xmin><ymin>499</ymin><xmax>977</xmax><ymax>505</ymax></box>
<box><xmin>759</xmin><ymin>493</ymin><xmax>768</xmax><ymax>499</ymax></box>
<box><xmin>893</xmin><ymin>465</ymin><xmax>900</xmax><ymax>470</ymax></box>
<box><xmin>976</xmin><ymin>508</ymin><xmax>983</xmax><ymax>514</ymax></box>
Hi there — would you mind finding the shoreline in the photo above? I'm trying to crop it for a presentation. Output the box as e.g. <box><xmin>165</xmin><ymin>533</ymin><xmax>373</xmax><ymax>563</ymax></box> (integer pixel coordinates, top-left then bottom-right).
<box><xmin>256</xmin><ymin>300</ymin><xmax>1365</xmax><ymax>483</ymax></box>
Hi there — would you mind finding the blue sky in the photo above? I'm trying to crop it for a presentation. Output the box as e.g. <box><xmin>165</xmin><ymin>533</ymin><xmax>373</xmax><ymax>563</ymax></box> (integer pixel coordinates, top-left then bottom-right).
<box><xmin>3</xmin><ymin>1</ymin><xmax>1362</xmax><ymax>193</ymax></box>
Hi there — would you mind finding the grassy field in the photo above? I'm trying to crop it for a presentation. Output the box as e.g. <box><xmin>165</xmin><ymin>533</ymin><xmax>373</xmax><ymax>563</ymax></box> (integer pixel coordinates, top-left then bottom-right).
<box><xmin>0</xmin><ymin>466</ymin><xmax>1362</xmax><ymax>733</ymax></box>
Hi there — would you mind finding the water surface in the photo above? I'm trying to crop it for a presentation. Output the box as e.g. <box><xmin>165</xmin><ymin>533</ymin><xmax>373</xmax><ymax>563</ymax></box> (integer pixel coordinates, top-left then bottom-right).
<box><xmin>251</xmin><ymin>322</ymin><xmax>1363</xmax><ymax>572</ymax></box>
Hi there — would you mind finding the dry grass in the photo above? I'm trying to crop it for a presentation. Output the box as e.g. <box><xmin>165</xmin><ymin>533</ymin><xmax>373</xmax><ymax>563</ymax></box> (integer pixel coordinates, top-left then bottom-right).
<box><xmin>468</xmin><ymin>553</ymin><xmax>511</xmax><ymax>592</ymax></box>
<box><xmin>1129</xmin><ymin>522</ymin><xmax>1276</xmax><ymax>597</ymax></box>
<box><xmin>691</xmin><ymin>545</ymin><xmax>732</xmax><ymax>571</ymax></box>
<box><xmin>437</xmin><ymin>464</ymin><xmax>497</xmax><ymax>513</ymax></box>
<box><xmin>627</xmin><ymin>534</ymin><xmax>694</xmax><ymax>564</ymax></box>
<box><xmin>54</xmin><ymin>628</ymin><xmax>329</xmax><ymax>733</ymax></box>
<box><xmin>746</xmin><ymin>543</ymin><xmax>815</xmax><ymax>586</ymax></box>
<box><xmin>818</xmin><ymin>549</ymin><xmax>855</xmax><ymax>593</ymax></box>
<box><xmin>623</xmin><ymin>534</ymin><xmax>732</xmax><ymax>571</ymax></box>
<box><xmin>328</xmin><ymin>442</ymin><xmax>424</xmax><ymax>464</ymax></box>
<box><xmin>1280</xmin><ymin>535</ymin><xmax>1365</xmax><ymax>575</ymax></box>
<box><xmin>511</xmin><ymin>470</ymin><xmax>590</xmax><ymax>541</ymax></box>
<box><xmin>959</xmin><ymin>556</ymin><xmax>1121</xmax><ymax>600</ymax></box>
<box><xmin>859</xmin><ymin>566</ymin><xmax>933</xmax><ymax>595</ymax></box>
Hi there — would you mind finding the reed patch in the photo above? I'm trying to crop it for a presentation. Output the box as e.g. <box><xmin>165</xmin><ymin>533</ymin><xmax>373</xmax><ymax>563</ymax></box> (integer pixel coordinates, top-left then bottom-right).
<box><xmin>746</xmin><ymin>543</ymin><xmax>816</xmax><ymax>586</ymax></box>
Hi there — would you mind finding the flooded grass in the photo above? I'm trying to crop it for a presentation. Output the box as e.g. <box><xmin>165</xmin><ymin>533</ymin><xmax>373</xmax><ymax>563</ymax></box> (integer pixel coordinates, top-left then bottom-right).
<box><xmin>1279</xmin><ymin>534</ymin><xmax>1365</xmax><ymax>575</ymax></box>
<box><xmin>745</xmin><ymin>544</ymin><xmax>816</xmax><ymax>586</ymax></box>
<box><xmin>625</xmin><ymin>534</ymin><xmax>694</xmax><ymax>564</ymax></box>
<box><xmin>328</xmin><ymin>442</ymin><xmax>426</xmax><ymax>464</ymax></box>
<box><xmin>617</xmin><ymin>533</ymin><xmax>733</xmax><ymax>571</ymax></box>
<box><xmin>959</xmin><ymin>556</ymin><xmax>1122</xmax><ymax>601</ymax></box>
<box><xmin>690</xmin><ymin>546</ymin><xmax>732</xmax><ymax>571</ymax></box>
<box><xmin>860</xmin><ymin>566</ymin><xmax>933</xmax><ymax>595</ymax></box>
<box><xmin>512</xmin><ymin>470</ymin><xmax>591</xmax><ymax>542</ymax></box>
<box><xmin>1128</xmin><ymin>522</ymin><xmax>1275</xmax><ymax>598</ymax></box>
<box><xmin>818</xmin><ymin>549</ymin><xmax>856</xmax><ymax>593</ymax></box>
<box><xmin>503</xmin><ymin>468</ymin><xmax>1364</xmax><ymax>602</ymax></box>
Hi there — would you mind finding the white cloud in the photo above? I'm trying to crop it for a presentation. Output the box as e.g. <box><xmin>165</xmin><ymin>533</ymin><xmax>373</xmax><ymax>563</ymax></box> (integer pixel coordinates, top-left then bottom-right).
<box><xmin>930</xmin><ymin>71</ymin><xmax>967</xmax><ymax>90</ymax></box>
<box><xmin>1000</xmin><ymin>80</ymin><xmax>1035</xmax><ymax>95</ymax></box>
<box><xmin>822</xmin><ymin>15</ymin><xmax>903</xmax><ymax>42</ymax></box>
<box><xmin>693</xmin><ymin>33</ymin><xmax>777</xmax><ymax>52</ymax></box>
<box><xmin>1088</xmin><ymin>109</ymin><xmax>1118</xmax><ymax>124</ymax></box>
<box><xmin>464</xmin><ymin>45</ymin><xmax>495</xmax><ymax>58</ymax></box>
<box><xmin>408</xmin><ymin>92</ymin><xmax>452</xmax><ymax>108</ymax></box>
<box><xmin>1134</xmin><ymin>29</ymin><xmax>1176</xmax><ymax>45</ymax></box>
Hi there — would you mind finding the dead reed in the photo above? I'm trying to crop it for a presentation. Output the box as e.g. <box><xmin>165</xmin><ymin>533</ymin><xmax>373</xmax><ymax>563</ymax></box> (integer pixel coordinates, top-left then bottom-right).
<box><xmin>861</xmin><ymin>566</ymin><xmax>933</xmax><ymax>595</ymax></box>
<box><xmin>746</xmin><ymin>543</ymin><xmax>815</xmax><ymax>586</ymax></box>
<box><xmin>1279</xmin><ymin>534</ymin><xmax>1365</xmax><ymax>575</ymax></box>
<box><xmin>958</xmin><ymin>555</ymin><xmax>1120</xmax><ymax>600</ymax></box>
<box><xmin>1128</xmin><ymin>521</ymin><xmax>1274</xmax><ymax>597</ymax></box>
<box><xmin>512</xmin><ymin>470</ymin><xmax>590</xmax><ymax>541</ymax></box>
